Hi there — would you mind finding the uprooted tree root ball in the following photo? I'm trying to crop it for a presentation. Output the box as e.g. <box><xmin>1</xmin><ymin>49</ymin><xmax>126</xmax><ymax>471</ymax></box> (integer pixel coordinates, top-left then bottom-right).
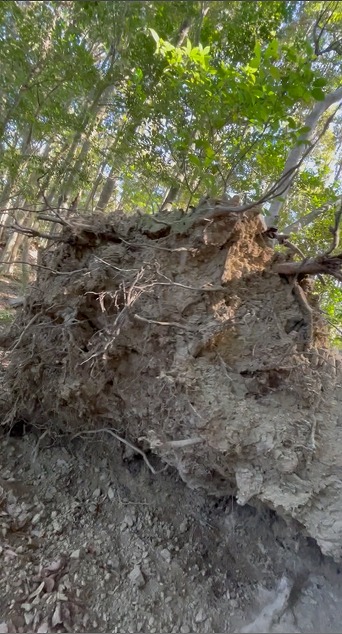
<box><xmin>2</xmin><ymin>206</ymin><xmax>342</xmax><ymax>560</ymax></box>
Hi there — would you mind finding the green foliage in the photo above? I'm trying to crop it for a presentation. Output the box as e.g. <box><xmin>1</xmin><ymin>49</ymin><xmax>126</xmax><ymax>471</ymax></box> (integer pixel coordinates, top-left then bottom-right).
<box><xmin>0</xmin><ymin>1</ymin><xmax>341</xmax><ymax>333</ymax></box>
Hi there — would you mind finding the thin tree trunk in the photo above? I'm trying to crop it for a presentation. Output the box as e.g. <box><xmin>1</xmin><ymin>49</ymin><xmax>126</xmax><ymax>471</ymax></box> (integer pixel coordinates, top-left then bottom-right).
<box><xmin>96</xmin><ymin>166</ymin><xmax>117</xmax><ymax>211</ymax></box>
<box><xmin>282</xmin><ymin>197</ymin><xmax>342</xmax><ymax>234</ymax></box>
<box><xmin>159</xmin><ymin>184</ymin><xmax>182</xmax><ymax>212</ymax></box>
<box><xmin>21</xmin><ymin>236</ymin><xmax>30</xmax><ymax>290</ymax></box>
<box><xmin>0</xmin><ymin>212</ymin><xmax>30</xmax><ymax>275</ymax></box>
<box><xmin>84</xmin><ymin>164</ymin><xmax>105</xmax><ymax>211</ymax></box>
<box><xmin>267</xmin><ymin>87</ymin><xmax>342</xmax><ymax>226</ymax></box>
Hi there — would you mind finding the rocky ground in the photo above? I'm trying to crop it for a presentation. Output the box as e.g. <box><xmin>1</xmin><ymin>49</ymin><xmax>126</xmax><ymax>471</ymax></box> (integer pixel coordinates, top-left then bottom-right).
<box><xmin>1</xmin><ymin>430</ymin><xmax>342</xmax><ymax>634</ymax></box>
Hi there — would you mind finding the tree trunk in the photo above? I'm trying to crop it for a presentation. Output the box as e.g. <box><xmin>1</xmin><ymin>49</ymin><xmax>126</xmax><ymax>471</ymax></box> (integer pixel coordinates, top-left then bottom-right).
<box><xmin>96</xmin><ymin>166</ymin><xmax>117</xmax><ymax>211</ymax></box>
<box><xmin>0</xmin><ymin>212</ymin><xmax>30</xmax><ymax>275</ymax></box>
<box><xmin>282</xmin><ymin>197</ymin><xmax>342</xmax><ymax>234</ymax></box>
<box><xmin>159</xmin><ymin>184</ymin><xmax>182</xmax><ymax>212</ymax></box>
<box><xmin>267</xmin><ymin>87</ymin><xmax>342</xmax><ymax>227</ymax></box>
<box><xmin>84</xmin><ymin>162</ymin><xmax>106</xmax><ymax>211</ymax></box>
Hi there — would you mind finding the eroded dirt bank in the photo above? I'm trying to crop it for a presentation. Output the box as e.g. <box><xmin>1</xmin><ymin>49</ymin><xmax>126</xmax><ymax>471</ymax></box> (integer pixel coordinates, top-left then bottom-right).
<box><xmin>1</xmin><ymin>203</ymin><xmax>341</xmax><ymax>566</ymax></box>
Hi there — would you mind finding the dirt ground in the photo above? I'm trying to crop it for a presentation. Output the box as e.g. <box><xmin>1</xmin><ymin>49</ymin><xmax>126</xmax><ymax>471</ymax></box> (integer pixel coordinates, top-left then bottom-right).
<box><xmin>1</xmin><ymin>430</ymin><xmax>342</xmax><ymax>634</ymax></box>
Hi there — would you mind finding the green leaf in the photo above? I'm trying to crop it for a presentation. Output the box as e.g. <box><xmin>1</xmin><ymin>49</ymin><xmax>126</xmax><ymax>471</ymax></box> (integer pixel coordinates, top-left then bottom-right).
<box><xmin>313</xmin><ymin>77</ymin><xmax>328</xmax><ymax>87</ymax></box>
<box><xmin>249</xmin><ymin>57</ymin><xmax>260</xmax><ymax>69</ymax></box>
<box><xmin>287</xmin><ymin>117</ymin><xmax>297</xmax><ymax>129</ymax></box>
<box><xmin>265</xmin><ymin>38</ymin><xmax>279</xmax><ymax>60</ymax></box>
<box><xmin>311</xmin><ymin>87</ymin><xmax>325</xmax><ymax>101</ymax></box>
<box><xmin>149</xmin><ymin>28</ymin><xmax>160</xmax><ymax>44</ymax></box>
<box><xmin>253</xmin><ymin>40</ymin><xmax>262</xmax><ymax>60</ymax></box>
<box><xmin>269</xmin><ymin>66</ymin><xmax>280</xmax><ymax>80</ymax></box>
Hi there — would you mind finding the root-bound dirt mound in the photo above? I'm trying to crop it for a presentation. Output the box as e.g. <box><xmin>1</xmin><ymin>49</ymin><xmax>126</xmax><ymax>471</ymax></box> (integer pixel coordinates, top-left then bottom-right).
<box><xmin>2</xmin><ymin>204</ymin><xmax>342</xmax><ymax>560</ymax></box>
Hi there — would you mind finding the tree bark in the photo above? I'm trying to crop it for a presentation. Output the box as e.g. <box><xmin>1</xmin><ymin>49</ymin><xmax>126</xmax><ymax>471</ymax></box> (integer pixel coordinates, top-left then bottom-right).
<box><xmin>96</xmin><ymin>166</ymin><xmax>117</xmax><ymax>211</ymax></box>
<box><xmin>267</xmin><ymin>87</ymin><xmax>342</xmax><ymax>227</ymax></box>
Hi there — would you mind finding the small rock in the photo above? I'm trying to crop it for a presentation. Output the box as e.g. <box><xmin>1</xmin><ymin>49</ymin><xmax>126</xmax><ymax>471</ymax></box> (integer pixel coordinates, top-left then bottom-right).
<box><xmin>124</xmin><ymin>513</ymin><xmax>134</xmax><ymax>527</ymax></box>
<box><xmin>52</xmin><ymin>520</ymin><xmax>62</xmax><ymax>533</ymax></box>
<box><xmin>82</xmin><ymin>615</ymin><xmax>89</xmax><ymax>628</ymax></box>
<box><xmin>24</xmin><ymin>613</ymin><xmax>34</xmax><ymax>626</ymax></box>
<box><xmin>107</xmin><ymin>556</ymin><xmax>120</xmax><ymax>571</ymax></box>
<box><xmin>44</xmin><ymin>486</ymin><xmax>57</xmax><ymax>502</ymax></box>
<box><xmin>31</xmin><ymin>513</ymin><xmax>42</xmax><ymax>525</ymax></box>
<box><xmin>179</xmin><ymin>520</ymin><xmax>188</xmax><ymax>533</ymax></box>
<box><xmin>180</xmin><ymin>625</ymin><xmax>190</xmax><ymax>633</ymax></box>
<box><xmin>52</xmin><ymin>603</ymin><xmax>63</xmax><ymax>627</ymax></box>
<box><xmin>107</xmin><ymin>486</ymin><xmax>115</xmax><ymax>501</ymax></box>
<box><xmin>70</xmin><ymin>549</ymin><xmax>81</xmax><ymax>559</ymax></box>
<box><xmin>128</xmin><ymin>565</ymin><xmax>145</xmax><ymax>588</ymax></box>
<box><xmin>92</xmin><ymin>488</ymin><xmax>101</xmax><ymax>499</ymax></box>
<box><xmin>160</xmin><ymin>548</ymin><xmax>171</xmax><ymax>563</ymax></box>
<box><xmin>195</xmin><ymin>608</ymin><xmax>205</xmax><ymax>623</ymax></box>
<box><xmin>0</xmin><ymin>623</ymin><xmax>8</xmax><ymax>634</ymax></box>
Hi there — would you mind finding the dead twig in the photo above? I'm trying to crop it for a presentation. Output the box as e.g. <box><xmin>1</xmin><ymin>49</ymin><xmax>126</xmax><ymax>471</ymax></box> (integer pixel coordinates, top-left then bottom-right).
<box><xmin>276</xmin><ymin>233</ymin><xmax>306</xmax><ymax>258</ymax></box>
<box><xmin>0</xmin><ymin>260</ymin><xmax>89</xmax><ymax>276</ymax></box>
<box><xmin>119</xmin><ymin>237</ymin><xmax>195</xmax><ymax>254</ymax></box>
<box><xmin>36</xmin><ymin>214</ymin><xmax>67</xmax><ymax>225</ymax></box>
<box><xmin>134</xmin><ymin>313</ymin><xmax>193</xmax><ymax>330</ymax></box>
<box><xmin>93</xmin><ymin>255</ymin><xmax>140</xmax><ymax>273</ymax></box>
<box><xmin>10</xmin><ymin>221</ymin><xmax>68</xmax><ymax>242</ymax></box>
<box><xmin>71</xmin><ymin>428</ymin><xmax>157</xmax><ymax>474</ymax></box>
<box><xmin>7</xmin><ymin>313</ymin><xmax>41</xmax><ymax>353</ymax></box>
<box><xmin>145</xmin><ymin>280</ymin><xmax>226</xmax><ymax>292</ymax></box>
<box><xmin>150</xmin><ymin>437</ymin><xmax>203</xmax><ymax>449</ymax></box>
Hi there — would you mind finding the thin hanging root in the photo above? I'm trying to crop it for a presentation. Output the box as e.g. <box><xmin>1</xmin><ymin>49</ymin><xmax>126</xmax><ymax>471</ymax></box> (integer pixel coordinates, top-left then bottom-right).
<box><xmin>292</xmin><ymin>281</ymin><xmax>313</xmax><ymax>349</ymax></box>
<box><xmin>71</xmin><ymin>428</ymin><xmax>158</xmax><ymax>474</ymax></box>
